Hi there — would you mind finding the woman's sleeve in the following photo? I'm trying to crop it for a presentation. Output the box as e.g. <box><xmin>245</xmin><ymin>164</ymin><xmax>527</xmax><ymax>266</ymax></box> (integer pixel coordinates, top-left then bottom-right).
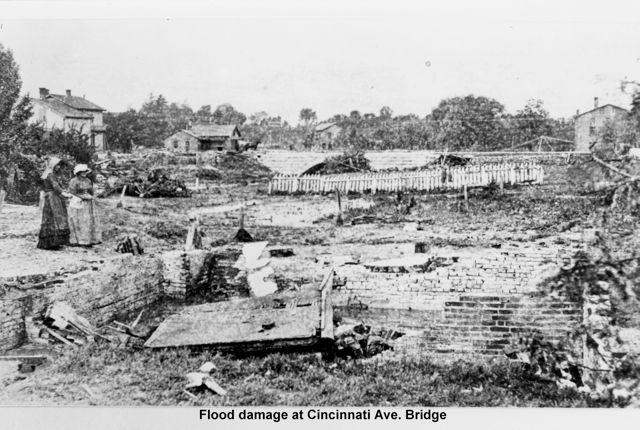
<box><xmin>50</xmin><ymin>175</ymin><xmax>65</xmax><ymax>195</ymax></box>
<box><xmin>68</xmin><ymin>178</ymin><xmax>79</xmax><ymax>195</ymax></box>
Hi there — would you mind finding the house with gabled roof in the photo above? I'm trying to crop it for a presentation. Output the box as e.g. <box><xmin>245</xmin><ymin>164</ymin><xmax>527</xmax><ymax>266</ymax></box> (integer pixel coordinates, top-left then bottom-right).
<box><xmin>163</xmin><ymin>124</ymin><xmax>242</xmax><ymax>153</ymax></box>
<box><xmin>314</xmin><ymin>122</ymin><xmax>342</xmax><ymax>149</ymax></box>
<box><xmin>29</xmin><ymin>88</ymin><xmax>107</xmax><ymax>151</ymax></box>
<box><xmin>574</xmin><ymin>97</ymin><xmax>630</xmax><ymax>153</ymax></box>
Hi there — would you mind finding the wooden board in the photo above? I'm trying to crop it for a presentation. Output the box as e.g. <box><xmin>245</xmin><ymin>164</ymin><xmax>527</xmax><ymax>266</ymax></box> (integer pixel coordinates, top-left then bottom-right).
<box><xmin>145</xmin><ymin>285</ymin><xmax>333</xmax><ymax>350</ymax></box>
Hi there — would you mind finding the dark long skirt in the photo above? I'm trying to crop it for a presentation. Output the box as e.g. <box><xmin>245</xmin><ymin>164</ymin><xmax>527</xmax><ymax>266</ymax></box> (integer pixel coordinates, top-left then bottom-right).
<box><xmin>37</xmin><ymin>192</ymin><xmax>70</xmax><ymax>249</ymax></box>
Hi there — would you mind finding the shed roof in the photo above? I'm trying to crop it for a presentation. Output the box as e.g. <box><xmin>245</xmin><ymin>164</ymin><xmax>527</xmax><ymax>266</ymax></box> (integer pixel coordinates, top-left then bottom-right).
<box><xmin>189</xmin><ymin>124</ymin><xmax>241</xmax><ymax>138</ymax></box>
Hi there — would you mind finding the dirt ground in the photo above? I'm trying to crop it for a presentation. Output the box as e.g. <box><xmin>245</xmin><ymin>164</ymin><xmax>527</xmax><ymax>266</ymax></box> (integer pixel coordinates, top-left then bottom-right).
<box><xmin>0</xmin><ymin>159</ymin><xmax>614</xmax><ymax>406</ymax></box>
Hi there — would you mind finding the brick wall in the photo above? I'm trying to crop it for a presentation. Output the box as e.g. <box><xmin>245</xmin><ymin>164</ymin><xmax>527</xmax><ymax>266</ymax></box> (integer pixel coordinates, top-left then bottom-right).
<box><xmin>161</xmin><ymin>249</ymin><xmax>213</xmax><ymax>300</ymax></box>
<box><xmin>0</xmin><ymin>297</ymin><xmax>28</xmax><ymax>350</ymax></box>
<box><xmin>333</xmin><ymin>245</ymin><xmax>582</xmax><ymax>355</ymax></box>
<box><xmin>0</xmin><ymin>250</ymin><xmax>218</xmax><ymax>351</ymax></box>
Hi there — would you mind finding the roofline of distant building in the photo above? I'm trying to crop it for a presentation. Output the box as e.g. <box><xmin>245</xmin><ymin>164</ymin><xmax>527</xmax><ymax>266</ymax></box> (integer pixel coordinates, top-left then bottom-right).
<box><xmin>576</xmin><ymin>103</ymin><xmax>629</xmax><ymax>118</ymax></box>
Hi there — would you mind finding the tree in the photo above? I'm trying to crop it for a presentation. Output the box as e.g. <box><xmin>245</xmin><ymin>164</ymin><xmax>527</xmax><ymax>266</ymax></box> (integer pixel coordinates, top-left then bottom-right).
<box><xmin>104</xmin><ymin>109</ymin><xmax>144</xmax><ymax>152</ymax></box>
<box><xmin>140</xmin><ymin>93</ymin><xmax>169</xmax><ymax>118</ymax></box>
<box><xmin>428</xmin><ymin>95</ymin><xmax>507</xmax><ymax>150</ymax></box>
<box><xmin>379</xmin><ymin>106</ymin><xmax>393</xmax><ymax>120</ymax></box>
<box><xmin>195</xmin><ymin>105</ymin><xmax>213</xmax><ymax>123</ymax></box>
<box><xmin>0</xmin><ymin>43</ymin><xmax>21</xmax><ymax>125</ymax></box>
<box><xmin>167</xmin><ymin>102</ymin><xmax>193</xmax><ymax>131</ymax></box>
<box><xmin>630</xmin><ymin>90</ymin><xmax>640</xmax><ymax>144</ymax></box>
<box><xmin>299</xmin><ymin>108</ymin><xmax>317</xmax><ymax>126</ymax></box>
<box><xmin>212</xmin><ymin>103</ymin><xmax>246</xmax><ymax>125</ymax></box>
<box><xmin>248</xmin><ymin>111</ymin><xmax>269</xmax><ymax>125</ymax></box>
<box><xmin>512</xmin><ymin>99</ymin><xmax>553</xmax><ymax>145</ymax></box>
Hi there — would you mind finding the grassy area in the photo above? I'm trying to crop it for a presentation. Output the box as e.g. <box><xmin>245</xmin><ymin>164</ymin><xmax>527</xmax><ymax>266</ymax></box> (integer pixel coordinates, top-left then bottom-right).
<box><xmin>0</xmin><ymin>343</ymin><xmax>615</xmax><ymax>407</ymax></box>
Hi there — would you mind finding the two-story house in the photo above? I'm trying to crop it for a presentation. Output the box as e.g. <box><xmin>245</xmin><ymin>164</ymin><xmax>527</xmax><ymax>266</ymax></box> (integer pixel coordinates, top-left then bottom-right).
<box><xmin>29</xmin><ymin>88</ymin><xmax>107</xmax><ymax>151</ymax></box>
<box><xmin>574</xmin><ymin>97</ymin><xmax>629</xmax><ymax>153</ymax></box>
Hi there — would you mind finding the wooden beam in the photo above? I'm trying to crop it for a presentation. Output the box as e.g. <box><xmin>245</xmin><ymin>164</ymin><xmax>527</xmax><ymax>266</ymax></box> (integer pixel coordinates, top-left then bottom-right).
<box><xmin>592</xmin><ymin>154</ymin><xmax>639</xmax><ymax>180</ymax></box>
<box><xmin>320</xmin><ymin>267</ymin><xmax>335</xmax><ymax>341</ymax></box>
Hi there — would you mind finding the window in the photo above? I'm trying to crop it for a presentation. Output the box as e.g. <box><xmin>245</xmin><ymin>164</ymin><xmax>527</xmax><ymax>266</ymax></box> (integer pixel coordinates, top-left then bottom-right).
<box><xmin>185</xmin><ymin>141</ymin><xmax>190</xmax><ymax>152</ymax></box>
<box><xmin>173</xmin><ymin>139</ymin><xmax>179</xmax><ymax>149</ymax></box>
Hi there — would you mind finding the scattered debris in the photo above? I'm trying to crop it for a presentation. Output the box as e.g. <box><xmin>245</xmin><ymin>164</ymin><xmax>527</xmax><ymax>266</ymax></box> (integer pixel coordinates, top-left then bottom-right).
<box><xmin>414</xmin><ymin>242</ymin><xmax>429</xmax><ymax>253</ymax></box>
<box><xmin>116</xmin><ymin>234</ymin><xmax>144</xmax><ymax>255</ymax></box>
<box><xmin>185</xmin><ymin>372</ymin><xmax>227</xmax><ymax>396</ymax></box>
<box><xmin>334</xmin><ymin>320</ymin><xmax>404</xmax><ymax>359</ymax></box>
<box><xmin>268</xmin><ymin>247</ymin><xmax>295</xmax><ymax>258</ymax></box>
<box><xmin>116</xmin><ymin>185</ymin><xmax>127</xmax><ymax>208</ymax></box>
<box><xmin>42</xmin><ymin>301</ymin><xmax>108</xmax><ymax>347</ymax></box>
<box><xmin>106</xmin><ymin>309</ymin><xmax>147</xmax><ymax>348</ymax></box>
<box><xmin>199</xmin><ymin>361</ymin><xmax>216</xmax><ymax>373</ymax></box>
<box><xmin>110</xmin><ymin>168</ymin><xmax>191</xmax><ymax>198</ymax></box>
<box><xmin>351</xmin><ymin>215</ymin><xmax>378</xmax><ymax>225</ymax></box>
<box><xmin>234</xmin><ymin>228</ymin><xmax>253</xmax><ymax>242</ymax></box>
<box><xmin>42</xmin><ymin>326</ymin><xmax>75</xmax><ymax>346</ymax></box>
<box><xmin>81</xmin><ymin>383</ymin><xmax>99</xmax><ymax>400</ymax></box>
<box><xmin>432</xmin><ymin>154</ymin><xmax>471</xmax><ymax>167</ymax></box>
<box><xmin>0</xmin><ymin>355</ymin><xmax>47</xmax><ymax>373</ymax></box>
<box><xmin>235</xmin><ymin>241</ymin><xmax>277</xmax><ymax>297</ymax></box>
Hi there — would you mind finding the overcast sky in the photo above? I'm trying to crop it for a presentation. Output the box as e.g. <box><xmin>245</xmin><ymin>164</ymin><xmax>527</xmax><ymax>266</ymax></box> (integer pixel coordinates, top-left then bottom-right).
<box><xmin>1</xmin><ymin>0</ymin><xmax>640</xmax><ymax>122</ymax></box>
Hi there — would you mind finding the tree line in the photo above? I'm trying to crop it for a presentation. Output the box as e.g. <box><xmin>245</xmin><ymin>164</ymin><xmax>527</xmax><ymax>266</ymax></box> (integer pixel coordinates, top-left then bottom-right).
<box><xmin>104</xmin><ymin>95</ymin><xmax>581</xmax><ymax>153</ymax></box>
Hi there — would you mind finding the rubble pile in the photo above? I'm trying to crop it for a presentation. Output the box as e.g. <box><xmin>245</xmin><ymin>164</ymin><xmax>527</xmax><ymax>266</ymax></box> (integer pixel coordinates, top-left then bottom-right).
<box><xmin>116</xmin><ymin>168</ymin><xmax>191</xmax><ymax>198</ymax></box>
<box><xmin>334</xmin><ymin>319</ymin><xmax>404</xmax><ymax>359</ymax></box>
<box><xmin>95</xmin><ymin>157</ymin><xmax>191</xmax><ymax>198</ymax></box>
<box><xmin>506</xmin><ymin>247</ymin><xmax>640</xmax><ymax>406</ymax></box>
<box><xmin>37</xmin><ymin>302</ymin><xmax>107</xmax><ymax>347</ymax></box>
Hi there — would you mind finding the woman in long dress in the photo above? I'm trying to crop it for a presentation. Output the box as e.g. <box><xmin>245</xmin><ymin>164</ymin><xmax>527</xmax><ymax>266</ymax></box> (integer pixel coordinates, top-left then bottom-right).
<box><xmin>37</xmin><ymin>157</ymin><xmax>70</xmax><ymax>249</ymax></box>
<box><xmin>68</xmin><ymin>164</ymin><xmax>102</xmax><ymax>246</ymax></box>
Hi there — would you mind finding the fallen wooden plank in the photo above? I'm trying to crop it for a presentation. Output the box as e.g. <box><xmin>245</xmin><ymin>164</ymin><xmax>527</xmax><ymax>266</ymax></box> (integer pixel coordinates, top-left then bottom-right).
<box><xmin>145</xmin><ymin>286</ymin><xmax>332</xmax><ymax>351</ymax></box>
<box><xmin>130</xmin><ymin>310</ymin><xmax>144</xmax><ymax>331</ymax></box>
<box><xmin>0</xmin><ymin>355</ymin><xmax>47</xmax><ymax>362</ymax></box>
<box><xmin>320</xmin><ymin>268</ymin><xmax>335</xmax><ymax>341</ymax></box>
<box><xmin>81</xmin><ymin>384</ymin><xmax>97</xmax><ymax>399</ymax></box>
<box><xmin>44</xmin><ymin>327</ymin><xmax>75</xmax><ymax>346</ymax></box>
<box><xmin>183</xmin><ymin>389</ymin><xmax>198</xmax><ymax>399</ymax></box>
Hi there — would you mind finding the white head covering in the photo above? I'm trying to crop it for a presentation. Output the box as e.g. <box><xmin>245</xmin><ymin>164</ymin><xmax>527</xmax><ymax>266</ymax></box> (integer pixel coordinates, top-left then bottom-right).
<box><xmin>73</xmin><ymin>164</ymin><xmax>91</xmax><ymax>176</ymax></box>
<box><xmin>41</xmin><ymin>157</ymin><xmax>61</xmax><ymax>180</ymax></box>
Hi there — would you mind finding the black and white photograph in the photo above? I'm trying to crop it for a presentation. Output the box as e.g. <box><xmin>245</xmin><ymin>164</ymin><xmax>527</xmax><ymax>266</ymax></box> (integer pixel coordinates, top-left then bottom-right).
<box><xmin>1</xmin><ymin>0</ymin><xmax>640</xmax><ymax>424</ymax></box>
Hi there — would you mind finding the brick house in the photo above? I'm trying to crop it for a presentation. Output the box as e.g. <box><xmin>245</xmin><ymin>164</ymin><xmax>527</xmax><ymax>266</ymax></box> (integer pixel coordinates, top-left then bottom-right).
<box><xmin>163</xmin><ymin>124</ymin><xmax>241</xmax><ymax>153</ymax></box>
<box><xmin>314</xmin><ymin>122</ymin><xmax>342</xmax><ymax>149</ymax></box>
<box><xmin>29</xmin><ymin>88</ymin><xmax>107</xmax><ymax>151</ymax></box>
<box><xmin>574</xmin><ymin>98</ymin><xmax>629</xmax><ymax>152</ymax></box>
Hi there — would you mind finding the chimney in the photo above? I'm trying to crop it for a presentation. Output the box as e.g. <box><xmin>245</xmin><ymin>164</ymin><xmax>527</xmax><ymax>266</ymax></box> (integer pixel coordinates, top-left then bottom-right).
<box><xmin>594</xmin><ymin>97</ymin><xmax>599</xmax><ymax>108</ymax></box>
<box><xmin>39</xmin><ymin>87</ymin><xmax>49</xmax><ymax>99</ymax></box>
<box><xmin>66</xmin><ymin>89</ymin><xmax>71</xmax><ymax>97</ymax></box>
<box><xmin>576</xmin><ymin>109</ymin><xmax>580</xmax><ymax>116</ymax></box>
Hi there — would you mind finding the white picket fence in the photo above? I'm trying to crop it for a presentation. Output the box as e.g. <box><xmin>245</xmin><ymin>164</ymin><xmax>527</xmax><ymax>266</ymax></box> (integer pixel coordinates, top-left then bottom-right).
<box><xmin>268</xmin><ymin>163</ymin><xmax>544</xmax><ymax>194</ymax></box>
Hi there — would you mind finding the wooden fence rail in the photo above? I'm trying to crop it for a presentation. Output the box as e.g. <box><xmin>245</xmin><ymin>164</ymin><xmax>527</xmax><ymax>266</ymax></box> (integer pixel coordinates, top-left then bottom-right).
<box><xmin>268</xmin><ymin>163</ymin><xmax>544</xmax><ymax>195</ymax></box>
